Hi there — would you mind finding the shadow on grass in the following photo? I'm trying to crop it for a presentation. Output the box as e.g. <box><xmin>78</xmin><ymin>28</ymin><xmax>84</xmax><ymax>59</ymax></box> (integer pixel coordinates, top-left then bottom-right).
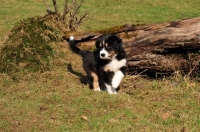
<box><xmin>67</xmin><ymin>63</ymin><xmax>89</xmax><ymax>86</ymax></box>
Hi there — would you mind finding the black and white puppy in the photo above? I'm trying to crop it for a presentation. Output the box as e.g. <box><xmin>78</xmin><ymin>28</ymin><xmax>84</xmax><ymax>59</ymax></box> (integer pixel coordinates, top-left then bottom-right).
<box><xmin>68</xmin><ymin>36</ymin><xmax>101</xmax><ymax>92</ymax></box>
<box><xmin>95</xmin><ymin>34</ymin><xmax>127</xmax><ymax>94</ymax></box>
<box><xmin>68</xmin><ymin>34</ymin><xmax>127</xmax><ymax>94</ymax></box>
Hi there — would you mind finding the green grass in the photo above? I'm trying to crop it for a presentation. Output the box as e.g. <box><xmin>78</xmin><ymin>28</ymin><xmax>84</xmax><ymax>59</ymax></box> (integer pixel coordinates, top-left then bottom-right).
<box><xmin>1</xmin><ymin>0</ymin><xmax>200</xmax><ymax>43</ymax></box>
<box><xmin>0</xmin><ymin>69</ymin><xmax>199</xmax><ymax>131</ymax></box>
<box><xmin>0</xmin><ymin>0</ymin><xmax>200</xmax><ymax>131</ymax></box>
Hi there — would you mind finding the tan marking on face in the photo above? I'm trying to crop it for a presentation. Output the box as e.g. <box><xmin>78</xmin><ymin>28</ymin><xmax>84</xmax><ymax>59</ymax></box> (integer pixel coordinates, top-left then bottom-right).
<box><xmin>108</xmin><ymin>50</ymin><xmax>117</xmax><ymax>58</ymax></box>
<box><xmin>91</xmin><ymin>72</ymin><xmax>99</xmax><ymax>89</ymax></box>
<box><xmin>100</xmin><ymin>43</ymin><xmax>102</xmax><ymax>48</ymax></box>
<box><xmin>105</xmin><ymin>43</ymin><xmax>108</xmax><ymax>47</ymax></box>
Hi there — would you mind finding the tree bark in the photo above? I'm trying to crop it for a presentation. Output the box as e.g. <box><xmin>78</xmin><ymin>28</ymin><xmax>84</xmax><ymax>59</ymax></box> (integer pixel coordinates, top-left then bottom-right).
<box><xmin>64</xmin><ymin>17</ymin><xmax>200</xmax><ymax>77</ymax></box>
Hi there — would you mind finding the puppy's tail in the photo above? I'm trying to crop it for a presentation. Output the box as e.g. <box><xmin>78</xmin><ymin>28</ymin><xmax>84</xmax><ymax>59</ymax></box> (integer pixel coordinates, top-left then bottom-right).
<box><xmin>69</xmin><ymin>36</ymin><xmax>87</xmax><ymax>57</ymax></box>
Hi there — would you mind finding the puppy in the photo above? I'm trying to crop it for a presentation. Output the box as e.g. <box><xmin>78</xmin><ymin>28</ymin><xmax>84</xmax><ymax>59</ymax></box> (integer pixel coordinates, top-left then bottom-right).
<box><xmin>68</xmin><ymin>36</ymin><xmax>101</xmax><ymax>91</ymax></box>
<box><xmin>95</xmin><ymin>34</ymin><xmax>127</xmax><ymax>94</ymax></box>
<box><xmin>68</xmin><ymin>34</ymin><xmax>127</xmax><ymax>94</ymax></box>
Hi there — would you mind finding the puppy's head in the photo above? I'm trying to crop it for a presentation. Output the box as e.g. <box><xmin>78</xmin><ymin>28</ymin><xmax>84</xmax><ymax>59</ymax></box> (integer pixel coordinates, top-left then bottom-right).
<box><xmin>96</xmin><ymin>34</ymin><xmax>122</xmax><ymax>60</ymax></box>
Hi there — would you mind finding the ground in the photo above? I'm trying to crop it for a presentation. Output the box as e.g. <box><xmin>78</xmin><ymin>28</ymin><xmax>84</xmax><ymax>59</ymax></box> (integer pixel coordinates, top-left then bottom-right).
<box><xmin>0</xmin><ymin>0</ymin><xmax>200</xmax><ymax>131</ymax></box>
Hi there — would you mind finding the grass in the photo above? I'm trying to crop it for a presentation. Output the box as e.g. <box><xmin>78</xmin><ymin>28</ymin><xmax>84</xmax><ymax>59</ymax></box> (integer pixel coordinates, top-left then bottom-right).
<box><xmin>0</xmin><ymin>0</ymin><xmax>200</xmax><ymax>131</ymax></box>
<box><xmin>1</xmin><ymin>0</ymin><xmax>200</xmax><ymax>43</ymax></box>
<box><xmin>1</xmin><ymin>68</ymin><xmax>199</xmax><ymax>131</ymax></box>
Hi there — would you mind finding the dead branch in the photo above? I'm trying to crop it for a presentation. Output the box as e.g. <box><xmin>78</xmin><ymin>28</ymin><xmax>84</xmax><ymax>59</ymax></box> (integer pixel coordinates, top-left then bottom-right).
<box><xmin>43</xmin><ymin>0</ymin><xmax>52</xmax><ymax>13</ymax></box>
<box><xmin>68</xmin><ymin>0</ymin><xmax>84</xmax><ymax>31</ymax></box>
<box><xmin>62</xmin><ymin>0</ymin><xmax>69</xmax><ymax>20</ymax></box>
<box><xmin>52</xmin><ymin>0</ymin><xmax>58</xmax><ymax>15</ymax></box>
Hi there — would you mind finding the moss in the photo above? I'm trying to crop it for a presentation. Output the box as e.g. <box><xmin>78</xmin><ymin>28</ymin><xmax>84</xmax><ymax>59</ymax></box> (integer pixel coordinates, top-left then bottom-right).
<box><xmin>0</xmin><ymin>15</ymin><xmax>64</xmax><ymax>73</ymax></box>
<box><xmin>97</xmin><ymin>25</ymin><xmax>126</xmax><ymax>34</ymax></box>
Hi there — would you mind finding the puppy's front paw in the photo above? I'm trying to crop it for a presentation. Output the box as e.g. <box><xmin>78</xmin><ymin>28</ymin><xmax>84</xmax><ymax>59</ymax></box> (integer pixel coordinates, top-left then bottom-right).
<box><xmin>107</xmin><ymin>89</ymin><xmax>118</xmax><ymax>95</ymax></box>
<box><xmin>103</xmin><ymin>66</ymin><xmax>110</xmax><ymax>72</ymax></box>
<box><xmin>109</xmin><ymin>91</ymin><xmax>118</xmax><ymax>95</ymax></box>
<box><xmin>94</xmin><ymin>87</ymin><xmax>102</xmax><ymax>92</ymax></box>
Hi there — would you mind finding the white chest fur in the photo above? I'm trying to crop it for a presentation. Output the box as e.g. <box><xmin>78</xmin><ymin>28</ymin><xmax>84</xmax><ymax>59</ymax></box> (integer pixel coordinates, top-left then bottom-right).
<box><xmin>104</xmin><ymin>58</ymin><xmax>127</xmax><ymax>72</ymax></box>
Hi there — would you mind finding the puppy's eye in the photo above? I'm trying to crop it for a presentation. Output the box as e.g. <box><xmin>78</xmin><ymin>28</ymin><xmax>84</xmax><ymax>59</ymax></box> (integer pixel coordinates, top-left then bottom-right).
<box><xmin>106</xmin><ymin>47</ymin><xmax>112</xmax><ymax>50</ymax></box>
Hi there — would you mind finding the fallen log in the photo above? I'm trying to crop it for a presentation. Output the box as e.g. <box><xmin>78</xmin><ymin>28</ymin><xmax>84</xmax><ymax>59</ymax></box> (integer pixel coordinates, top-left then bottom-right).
<box><xmin>64</xmin><ymin>17</ymin><xmax>200</xmax><ymax>77</ymax></box>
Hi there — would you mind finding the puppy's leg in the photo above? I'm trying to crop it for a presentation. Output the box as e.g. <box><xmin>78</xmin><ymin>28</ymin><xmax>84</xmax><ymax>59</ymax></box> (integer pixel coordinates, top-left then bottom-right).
<box><xmin>105</xmin><ymin>83</ymin><xmax>117</xmax><ymax>94</ymax></box>
<box><xmin>91</xmin><ymin>72</ymin><xmax>101</xmax><ymax>91</ymax></box>
<box><xmin>112</xmin><ymin>67</ymin><xmax>126</xmax><ymax>89</ymax></box>
<box><xmin>101</xmin><ymin>71</ymin><xmax>117</xmax><ymax>94</ymax></box>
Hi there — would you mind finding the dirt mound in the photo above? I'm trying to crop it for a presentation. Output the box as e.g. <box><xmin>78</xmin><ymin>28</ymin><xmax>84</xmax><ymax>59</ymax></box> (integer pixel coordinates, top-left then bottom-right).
<box><xmin>0</xmin><ymin>14</ymin><xmax>67</xmax><ymax>73</ymax></box>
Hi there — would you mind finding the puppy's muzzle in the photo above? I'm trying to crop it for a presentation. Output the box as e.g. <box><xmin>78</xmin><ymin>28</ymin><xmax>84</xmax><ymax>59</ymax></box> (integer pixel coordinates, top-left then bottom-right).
<box><xmin>100</xmin><ymin>53</ymin><xmax>105</xmax><ymax>57</ymax></box>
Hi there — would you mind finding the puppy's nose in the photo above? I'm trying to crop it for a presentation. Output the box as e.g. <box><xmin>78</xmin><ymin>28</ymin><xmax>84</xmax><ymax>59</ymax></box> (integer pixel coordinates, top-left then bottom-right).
<box><xmin>101</xmin><ymin>53</ymin><xmax>105</xmax><ymax>57</ymax></box>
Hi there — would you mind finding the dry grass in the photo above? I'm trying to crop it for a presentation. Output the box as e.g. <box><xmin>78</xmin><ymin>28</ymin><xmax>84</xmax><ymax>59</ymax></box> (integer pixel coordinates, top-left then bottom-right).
<box><xmin>0</xmin><ymin>41</ymin><xmax>200</xmax><ymax>131</ymax></box>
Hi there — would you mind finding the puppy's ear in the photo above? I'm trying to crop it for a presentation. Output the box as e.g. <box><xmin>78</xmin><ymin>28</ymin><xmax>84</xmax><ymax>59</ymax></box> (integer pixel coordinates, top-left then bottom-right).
<box><xmin>95</xmin><ymin>35</ymin><xmax>104</xmax><ymax>49</ymax></box>
<box><xmin>115</xmin><ymin>38</ymin><xmax>122</xmax><ymax>50</ymax></box>
<box><xmin>95</xmin><ymin>40</ymin><xmax>100</xmax><ymax>49</ymax></box>
<box><xmin>113</xmin><ymin>36</ymin><xmax>122</xmax><ymax>44</ymax></box>
<box><xmin>107</xmin><ymin>35</ymin><xmax>122</xmax><ymax>50</ymax></box>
